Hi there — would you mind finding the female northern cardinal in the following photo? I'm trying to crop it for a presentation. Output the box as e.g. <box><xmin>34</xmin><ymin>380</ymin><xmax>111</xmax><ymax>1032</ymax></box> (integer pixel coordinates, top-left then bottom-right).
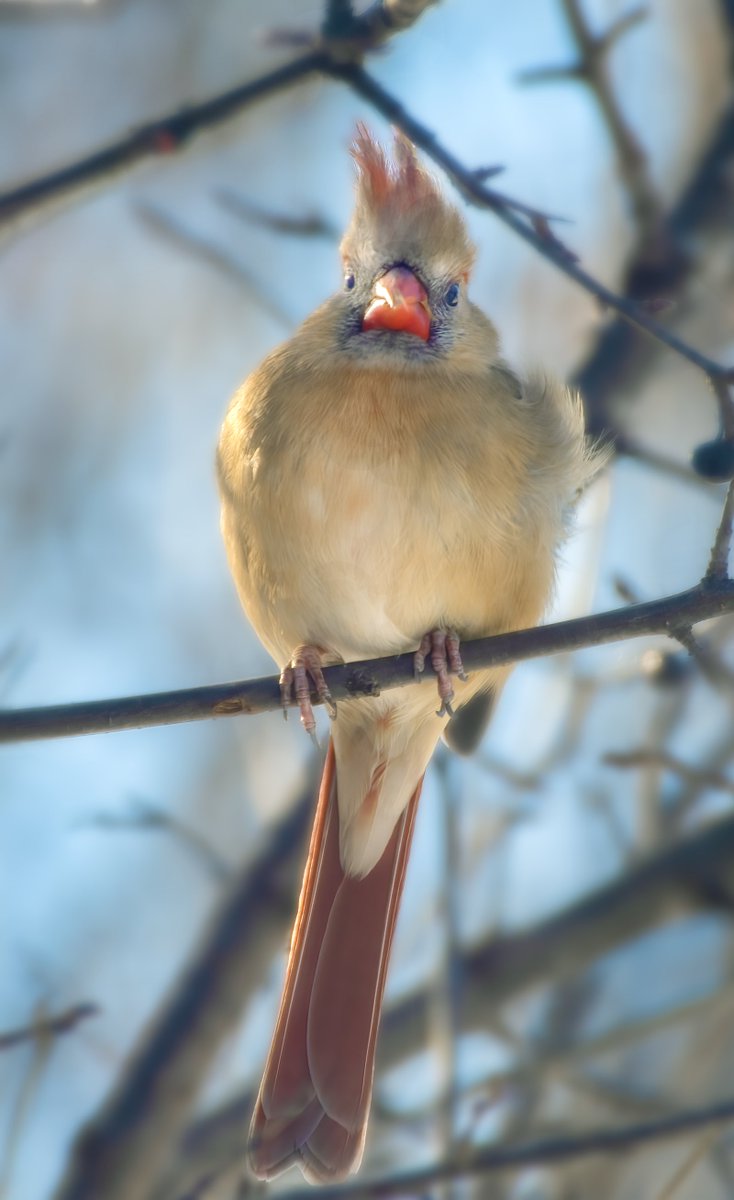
<box><xmin>217</xmin><ymin>126</ymin><xmax>603</xmax><ymax>1183</ymax></box>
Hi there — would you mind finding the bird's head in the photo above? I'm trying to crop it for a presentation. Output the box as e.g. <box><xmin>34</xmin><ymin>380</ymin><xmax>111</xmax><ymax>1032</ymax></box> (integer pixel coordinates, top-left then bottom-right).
<box><xmin>336</xmin><ymin>124</ymin><xmax>481</xmax><ymax>366</ymax></box>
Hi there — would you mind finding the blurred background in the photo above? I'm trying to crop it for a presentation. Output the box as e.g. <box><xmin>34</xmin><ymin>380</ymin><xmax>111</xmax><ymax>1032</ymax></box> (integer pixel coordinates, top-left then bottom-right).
<box><xmin>1</xmin><ymin>1</ymin><xmax>733</xmax><ymax>1197</ymax></box>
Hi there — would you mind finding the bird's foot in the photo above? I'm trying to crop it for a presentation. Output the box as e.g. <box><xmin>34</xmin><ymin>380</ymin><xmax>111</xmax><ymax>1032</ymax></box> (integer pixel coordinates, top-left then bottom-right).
<box><xmin>413</xmin><ymin>628</ymin><xmax>468</xmax><ymax>717</ymax></box>
<box><xmin>280</xmin><ymin>645</ymin><xmax>337</xmax><ymax>743</ymax></box>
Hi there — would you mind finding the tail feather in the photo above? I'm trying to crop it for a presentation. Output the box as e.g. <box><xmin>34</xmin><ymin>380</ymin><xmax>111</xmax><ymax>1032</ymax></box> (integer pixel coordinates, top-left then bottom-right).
<box><xmin>249</xmin><ymin>739</ymin><xmax>422</xmax><ymax>1183</ymax></box>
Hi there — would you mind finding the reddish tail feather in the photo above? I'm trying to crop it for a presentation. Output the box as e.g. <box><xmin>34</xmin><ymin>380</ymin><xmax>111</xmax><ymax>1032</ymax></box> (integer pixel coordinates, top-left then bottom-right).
<box><xmin>249</xmin><ymin>740</ymin><xmax>422</xmax><ymax>1183</ymax></box>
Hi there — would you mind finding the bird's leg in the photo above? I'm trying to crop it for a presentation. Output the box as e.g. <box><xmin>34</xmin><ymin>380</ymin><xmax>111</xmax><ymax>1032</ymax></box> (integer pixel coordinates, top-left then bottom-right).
<box><xmin>414</xmin><ymin>628</ymin><xmax>468</xmax><ymax>717</ymax></box>
<box><xmin>280</xmin><ymin>645</ymin><xmax>337</xmax><ymax>741</ymax></box>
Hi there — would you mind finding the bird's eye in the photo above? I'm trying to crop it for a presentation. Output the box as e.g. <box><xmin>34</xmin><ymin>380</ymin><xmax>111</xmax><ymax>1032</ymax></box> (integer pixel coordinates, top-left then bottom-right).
<box><xmin>344</xmin><ymin>271</ymin><xmax>356</xmax><ymax>291</ymax></box>
<box><xmin>445</xmin><ymin>282</ymin><xmax>460</xmax><ymax>307</ymax></box>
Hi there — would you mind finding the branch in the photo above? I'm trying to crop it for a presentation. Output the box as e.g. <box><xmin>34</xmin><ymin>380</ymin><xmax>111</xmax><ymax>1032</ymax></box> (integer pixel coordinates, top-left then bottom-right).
<box><xmin>0</xmin><ymin>50</ymin><xmax>326</xmax><ymax>236</ymax></box>
<box><xmin>707</xmin><ymin>479</ymin><xmax>734</xmax><ymax>580</ymax></box>
<box><xmin>0</xmin><ymin>1004</ymin><xmax>98</xmax><ymax>1053</ymax></box>
<box><xmin>78</xmin><ymin>798</ymin><xmax>233</xmax><ymax>885</ymax></box>
<box><xmin>2</xmin><ymin>581</ymin><xmax>734</xmax><ymax>744</ymax></box>
<box><xmin>153</xmin><ymin>807</ymin><xmax>734</xmax><ymax>1198</ymax></box>
<box><xmin>1</xmin><ymin>34</ymin><xmax>732</xmax><ymax>407</ymax></box>
<box><xmin>380</xmin><ymin>807</ymin><xmax>734</xmax><ymax>1066</ymax></box>
<box><xmin>135</xmin><ymin>203</ymin><xmax>293</xmax><ymax>329</ymax></box>
<box><xmin>272</xmin><ymin>1096</ymin><xmax>734</xmax><ymax>1198</ymax></box>
<box><xmin>216</xmin><ymin>189</ymin><xmax>339</xmax><ymax>240</ymax></box>
<box><xmin>605</xmin><ymin>750</ymin><xmax>734</xmax><ymax>796</ymax></box>
<box><xmin>574</xmin><ymin>90</ymin><xmax>734</xmax><ymax>438</ymax></box>
<box><xmin>53</xmin><ymin>785</ymin><xmax>313</xmax><ymax>1200</ymax></box>
<box><xmin>321</xmin><ymin>0</ymin><xmax>439</xmax><ymax>43</ymax></box>
<box><xmin>558</xmin><ymin>1</ymin><xmax>661</xmax><ymax>242</ymax></box>
<box><xmin>325</xmin><ymin>60</ymin><xmax>734</xmax><ymax>390</ymax></box>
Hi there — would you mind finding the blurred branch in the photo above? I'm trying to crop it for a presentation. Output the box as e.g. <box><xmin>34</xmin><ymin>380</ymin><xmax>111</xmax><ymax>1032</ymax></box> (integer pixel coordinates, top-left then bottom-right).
<box><xmin>0</xmin><ymin>51</ymin><xmax>326</xmax><ymax>238</ymax></box>
<box><xmin>1</xmin><ymin>31</ymin><xmax>732</xmax><ymax>415</ymax></box>
<box><xmin>675</xmin><ymin>626</ymin><xmax>734</xmax><ymax>692</ymax></box>
<box><xmin>216</xmin><ymin>189</ymin><xmax>338</xmax><ymax>240</ymax></box>
<box><xmin>270</xmin><ymin>1096</ymin><xmax>734</xmax><ymax>1198</ymax></box>
<box><xmin>605</xmin><ymin>749</ymin><xmax>734</xmax><ymax>797</ymax></box>
<box><xmin>321</xmin><ymin>0</ymin><xmax>439</xmax><ymax>43</ymax></box>
<box><xmin>151</xmin><ymin>810</ymin><xmax>734</xmax><ymax>1198</ymax></box>
<box><xmin>325</xmin><ymin>59</ymin><xmax>734</xmax><ymax>395</ymax></box>
<box><xmin>158</xmin><ymin>977</ymin><xmax>734</xmax><ymax>1198</ymax></box>
<box><xmin>382</xmin><ymin>809</ymin><xmax>734</xmax><ymax>1063</ymax></box>
<box><xmin>0</xmin><ymin>1003</ymin><xmax>98</xmax><ymax>1052</ymax></box>
<box><xmin>2</xmin><ymin>581</ymin><xmax>734</xmax><ymax>743</ymax></box>
<box><xmin>53</xmin><ymin>783</ymin><xmax>313</xmax><ymax>1200</ymax></box>
<box><xmin>135</xmin><ymin>203</ymin><xmax>293</xmax><ymax>328</ymax></box>
<box><xmin>574</xmin><ymin>88</ymin><xmax>734</xmax><ymax>432</ymax></box>
<box><xmin>655</xmin><ymin>1126</ymin><xmax>724</xmax><ymax>1200</ymax></box>
<box><xmin>614</xmin><ymin>433</ymin><xmax>709</xmax><ymax>488</ymax></box>
<box><xmin>521</xmin><ymin>1</ymin><xmax>661</xmax><ymax>243</ymax></box>
<box><xmin>708</xmin><ymin>480</ymin><xmax>734</xmax><ymax>581</ymax></box>
<box><xmin>79</xmin><ymin>798</ymin><xmax>233</xmax><ymax>886</ymax></box>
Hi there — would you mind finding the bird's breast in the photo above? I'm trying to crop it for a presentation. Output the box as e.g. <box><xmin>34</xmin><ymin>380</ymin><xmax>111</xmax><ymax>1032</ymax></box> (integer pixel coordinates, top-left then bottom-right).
<box><xmin>235</xmin><ymin>385</ymin><xmax>550</xmax><ymax>666</ymax></box>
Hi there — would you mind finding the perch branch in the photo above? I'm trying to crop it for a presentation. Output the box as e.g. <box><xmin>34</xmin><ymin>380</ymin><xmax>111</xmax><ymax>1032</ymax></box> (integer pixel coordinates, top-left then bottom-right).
<box><xmin>2</xmin><ymin>580</ymin><xmax>734</xmax><ymax>744</ymax></box>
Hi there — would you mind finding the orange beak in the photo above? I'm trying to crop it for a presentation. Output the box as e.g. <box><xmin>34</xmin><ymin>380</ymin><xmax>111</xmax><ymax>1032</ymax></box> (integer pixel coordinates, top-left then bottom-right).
<box><xmin>361</xmin><ymin>265</ymin><xmax>432</xmax><ymax>341</ymax></box>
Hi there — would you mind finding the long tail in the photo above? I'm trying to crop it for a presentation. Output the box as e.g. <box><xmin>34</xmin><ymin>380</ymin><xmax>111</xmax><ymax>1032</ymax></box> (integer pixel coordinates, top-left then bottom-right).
<box><xmin>248</xmin><ymin>740</ymin><xmax>422</xmax><ymax>1183</ymax></box>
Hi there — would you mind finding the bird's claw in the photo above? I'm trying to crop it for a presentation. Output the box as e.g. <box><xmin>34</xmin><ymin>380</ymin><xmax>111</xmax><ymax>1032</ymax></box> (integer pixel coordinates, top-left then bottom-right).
<box><xmin>413</xmin><ymin>628</ymin><xmax>466</xmax><ymax>718</ymax></box>
<box><xmin>280</xmin><ymin>645</ymin><xmax>336</xmax><ymax>737</ymax></box>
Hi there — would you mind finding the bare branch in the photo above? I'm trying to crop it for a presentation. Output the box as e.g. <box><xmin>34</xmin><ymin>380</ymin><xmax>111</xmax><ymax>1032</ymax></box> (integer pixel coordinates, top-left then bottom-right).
<box><xmin>604</xmin><ymin>749</ymin><xmax>734</xmax><ymax>797</ymax></box>
<box><xmin>321</xmin><ymin>0</ymin><xmax>356</xmax><ymax>41</ymax></box>
<box><xmin>321</xmin><ymin>0</ymin><xmax>440</xmax><ymax>44</ymax></box>
<box><xmin>381</xmin><ymin>808</ymin><xmax>734</xmax><ymax>1065</ymax></box>
<box><xmin>216</xmin><ymin>189</ymin><xmax>338</xmax><ymax>240</ymax></box>
<box><xmin>559</xmin><ymin>0</ymin><xmax>661</xmax><ymax>241</ymax></box>
<box><xmin>155</xmin><ymin>813</ymin><xmax>734</xmax><ymax>1198</ymax></box>
<box><xmin>324</xmin><ymin>60</ymin><xmax>733</xmax><ymax>384</ymax></box>
<box><xmin>271</xmin><ymin>1096</ymin><xmax>734</xmax><ymax>1198</ymax></box>
<box><xmin>135</xmin><ymin>203</ymin><xmax>293</xmax><ymax>329</ymax></box>
<box><xmin>78</xmin><ymin>798</ymin><xmax>233</xmax><ymax>886</ymax></box>
<box><xmin>0</xmin><ymin>51</ymin><xmax>326</xmax><ymax>237</ymax></box>
<box><xmin>0</xmin><ymin>1004</ymin><xmax>98</xmax><ymax>1053</ymax></box>
<box><xmin>53</xmin><ymin>785</ymin><xmax>313</xmax><ymax>1200</ymax></box>
<box><xmin>0</xmin><ymin>37</ymin><xmax>730</xmax><ymax>400</ymax></box>
<box><xmin>707</xmin><ymin>479</ymin><xmax>734</xmax><ymax>582</ymax></box>
<box><xmin>654</xmin><ymin>1126</ymin><xmax>724</xmax><ymax>1200</ymax></box>
<box><xmin>613</xmin><ymin>433</ymin><xmax>708</xmax><ymax>488</ymax></box>
<box><xmin>1</xmin><ymin>581</ymin><xmax>734</xmax><ymax>744</ymax></box>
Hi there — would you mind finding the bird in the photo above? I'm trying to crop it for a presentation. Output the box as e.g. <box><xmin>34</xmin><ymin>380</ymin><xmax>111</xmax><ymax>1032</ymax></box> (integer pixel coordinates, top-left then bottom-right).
<box><xmin>217</xmin><ymin>124</ymin><xmax>604</xmax><ymax>1185</ymax></box>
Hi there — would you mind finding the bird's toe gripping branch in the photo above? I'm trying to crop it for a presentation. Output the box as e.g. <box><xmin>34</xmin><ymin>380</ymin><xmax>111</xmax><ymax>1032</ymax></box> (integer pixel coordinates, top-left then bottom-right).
<box><xmin>280</xmin><ymin>645</ymin><xmax>337</xmax><ymax>742</ymax></box>
<box><xmin>413</xmin><ymin>628</ymin><xmax>468</xmax><ymax>717</ymax></box>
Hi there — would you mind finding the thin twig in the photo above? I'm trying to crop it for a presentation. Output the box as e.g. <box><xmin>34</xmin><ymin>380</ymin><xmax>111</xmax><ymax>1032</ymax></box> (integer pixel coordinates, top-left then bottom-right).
<box><xmin>136</xmin><ymin>203</ymin><xmax>293</xmax><ymax>328</ymax></box>
<box><xmin>271</xmin><ymin>1097</ymin><xmax>734</xmax><ymax>1198</ymax></box>
<box><xmin>216</xmin><ymin>190</ymin><xmax>338</xmax><ymax>240</ymax></box>
<box><xmin>0</xmin><ymin>1003</ymin><xmax>98</xmax><ymax>1052</ymax></box>
<box><xmin>614</xmin><ymin>432</ymin><xmax>708</xmax><ymax>489</ymax></box>
<box><xmin>0</xmin><ymin>51</ymin><xmax>326</xmax><ymax>237</ymax></box>
<box><xmin>321</xmin><ymin>0</ymin><xmax>439</xmax><ymax>43</ymax></box>
<box><xmin>326</xmin><ymin>60</ymin><xmax>733</xmax><ymax>385</ymax></box>
<box><xmin>53</xmin><ymin>783</ymin><xmax>314</xmax><ymax>1200</ymax></box>
<box><xmin>558</xmin><ymin>0</ymin><xmax>661</xmax><ymax>240</ymax></box>
<box><xmin>152</xmin><ymin>814</ymin><xmax>734</xmax><ymax>1198</ymax></box>
<box><xmin>654</xmin><ymin>1125</ymin><xmax>724</xmax><ymax>1200</ymax></box>
<box><xmin>675</xmin><ymin>625</ymin><xmax>734</xmax><ymax>692</ymax></box>
<box><xmin>1</xmin><ymin>38</ymin><xmax>732</xmax><ymax>397</ymax></box>
<box><xmin>605</xmin><ymin>749</ymin><xmax>734</xmax><ymax>797</ymax></box>
<box><xmin>1</xmin><ymin>581</ymin><xmax>734</xmax><ymax>744</ymax></box>
<box><xmin>78</xmin><ymin>799</ymin><xmax>233</xmax><ymax>885</ymax></box>
<box><xmin>707</xmin><ymin>479</ymin><xmax>734</xmax><ymax>581</ymax></box>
